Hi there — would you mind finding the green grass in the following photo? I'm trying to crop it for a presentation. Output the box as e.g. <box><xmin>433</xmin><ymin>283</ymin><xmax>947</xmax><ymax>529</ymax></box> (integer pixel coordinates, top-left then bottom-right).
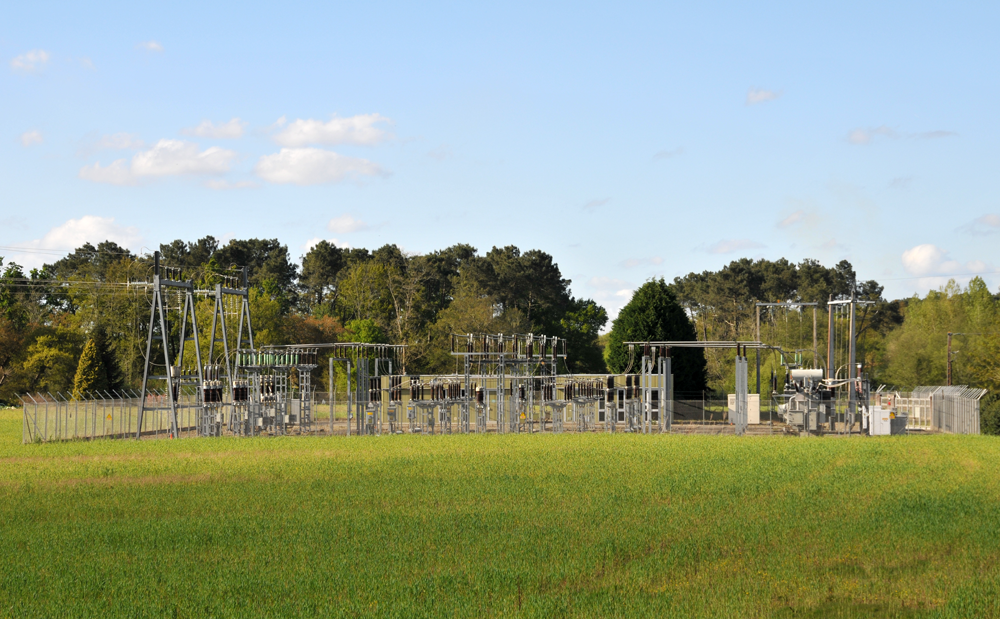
<box><xmin>1</xmin><ymin>409</ymin><xmax>1000</xmax><ymax>618</ymax></box>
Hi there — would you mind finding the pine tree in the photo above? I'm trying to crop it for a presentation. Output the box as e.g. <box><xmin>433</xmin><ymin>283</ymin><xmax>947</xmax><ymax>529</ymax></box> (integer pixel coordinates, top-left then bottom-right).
<box><xmin>605</xmin><ymin>278</ymin><xmax>708</xmax><ymax>394</ymax></box>
<box><xmin>72</xmin><ymin>336</ymin><xmax>108</xmax><ymax>400</ymax></box>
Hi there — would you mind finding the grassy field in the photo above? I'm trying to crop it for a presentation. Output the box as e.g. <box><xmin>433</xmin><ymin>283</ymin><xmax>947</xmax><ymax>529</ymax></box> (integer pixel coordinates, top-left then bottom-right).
<box><xmin>1</xmin><ymin>408</ymin><xmax>999</xmax><ymax>618</ymax></box>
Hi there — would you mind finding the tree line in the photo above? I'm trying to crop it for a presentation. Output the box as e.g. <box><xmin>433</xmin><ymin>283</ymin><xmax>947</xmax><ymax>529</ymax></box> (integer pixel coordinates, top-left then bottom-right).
<box><xmin>1</xmin><ymin>242</ymin><xmax>997</xmax><ymax>432</ymax></box>
<box><xmin>0</xmin><ymin>238</ymin><xmax>608</xmax><ymax>402</ymax></box>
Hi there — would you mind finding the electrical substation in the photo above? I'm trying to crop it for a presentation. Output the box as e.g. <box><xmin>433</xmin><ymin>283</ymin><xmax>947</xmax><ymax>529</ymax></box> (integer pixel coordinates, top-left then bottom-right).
<box><xmin>19</xmin><ymin>252</ymin><xmax>988</xmax><ymax>443</ymax></box>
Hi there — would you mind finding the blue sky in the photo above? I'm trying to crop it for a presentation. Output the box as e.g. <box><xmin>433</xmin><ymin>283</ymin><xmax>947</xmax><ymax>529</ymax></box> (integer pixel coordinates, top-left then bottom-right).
<box><xmin>3</xmin><ymin>0</ymin><xmax>998</xmax><ymax>320</ymax></box>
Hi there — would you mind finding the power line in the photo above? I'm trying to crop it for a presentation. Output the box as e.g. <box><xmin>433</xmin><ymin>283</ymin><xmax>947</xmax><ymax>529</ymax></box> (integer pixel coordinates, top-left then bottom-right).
<box><xmin>874</xmin><ymin>270</ymin><xmax>1000</xmax><ymax>282</ymax></box>
<box><xmin>0</xmin><ymin>245</ymin><xmax>141</xmax><ymax>257</ymax></box>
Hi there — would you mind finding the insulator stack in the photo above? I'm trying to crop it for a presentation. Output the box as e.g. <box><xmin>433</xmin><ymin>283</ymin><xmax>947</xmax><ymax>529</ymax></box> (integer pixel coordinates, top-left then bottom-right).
<box><xmin>202</xmin><ymin>364</ymin><xmax>226</xmax><ymax>403</ymax></box>
<box><xmin>390</xmin><ymin>376</ymin><xmax>402</xmax><ymax>402</ymax></box>
<box><xmin>233</xmin><ymin>380</ymin><xmax>249</xmax><ymax>402</ymax></box>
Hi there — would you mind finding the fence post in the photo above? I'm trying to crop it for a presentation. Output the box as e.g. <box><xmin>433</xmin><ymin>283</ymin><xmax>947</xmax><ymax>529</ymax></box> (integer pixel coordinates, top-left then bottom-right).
<box><xmin>329</xmin><ymin>356</ymin><xmax>334</xmax><ymax>435</ymax></box>
<box><xmin>22</xmin><ymin>394</ymin><xmax>36</xmax><ymax>444</ymax></box>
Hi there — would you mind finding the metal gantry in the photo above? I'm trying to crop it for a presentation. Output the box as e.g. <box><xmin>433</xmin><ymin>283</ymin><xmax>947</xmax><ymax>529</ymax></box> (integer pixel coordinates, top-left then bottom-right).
<box><xmin>136</xmin><ymin>252</ymin><xmax>204</xmax><ymax>439</ymax></box>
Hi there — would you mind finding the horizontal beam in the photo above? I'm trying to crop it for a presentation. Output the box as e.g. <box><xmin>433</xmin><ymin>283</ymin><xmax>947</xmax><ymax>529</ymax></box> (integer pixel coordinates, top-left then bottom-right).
<box><xmin>261</xmin><ymin>343</ymin><xmax>406</xmax><ymax>349</ymax></box>
<box><xmin>755</xmin><ymin>302</ymin><xmax>818</xmax><ymax>307</ymax></box>
<box><xmin>623</xmin><ymin>341</ymin><xmax>768</xmax><ymax>349</ymax></box>
<box><xmin>450</xmin><ymin>353</ymin><xmax>566</xmax><ymax>358</ymax></box>
<box><xmin>157</xmin><ymin>278</ymin><xmax>193</xmax><ymax>289</ymax></box>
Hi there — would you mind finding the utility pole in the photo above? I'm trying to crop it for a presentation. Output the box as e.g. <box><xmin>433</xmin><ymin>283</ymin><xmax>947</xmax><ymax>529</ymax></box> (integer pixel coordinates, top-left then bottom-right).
<box><xmin>827</xmin><ymin>295</ymin><xmax>834</xmax><ymax>381</ymax></box>
<box><xmin>848</xmin><ymin>288</ymin><xmax>857</xmax><ymax>422</ymax></box>
<box><xmin>829</xmin><ymin>293</ymin><xmax>874</xmax><ymax>435</ymax></box>
<box><xmin>756</xmin><ymin>305</ymin><xmax>761</xmax><ymax>394</ymax></box>
<box><xmin>813</xmin><ymin>307</ymin><xmax>817</xmax><ymax>367</ymax></box>
<box><xmin>945</xmin><ymin>332</ymin><xmax>980</xmax><ymax>386</ymax></box>
<box><xmin>756</xmin><ymin>301</ymin><xmax>819</xmax><ymax>395</ymax></box>
<box><xmin>947</xmin><ymin>332</ymin><xmax>953</xmax><ymax>386</ymax></box>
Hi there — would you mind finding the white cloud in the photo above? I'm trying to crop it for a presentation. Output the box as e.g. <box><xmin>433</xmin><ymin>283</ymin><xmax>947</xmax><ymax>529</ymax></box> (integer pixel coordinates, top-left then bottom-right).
<box><xmin>848</xmin><ymin>125</ymin><xmax>896</xmax><ymax>145</ymax></box>
<box><xmin>915</xmin><ymin>130</ymin><xmax>957</xmax><ymax>140</ymax></box>
<box><xmin>820</xmin><ymin>238</ymin><xmax>849</xmax><ymax>251</ymax></box>
<box><xmin>653</xmin><ymin>147</ymin><xmax>683</xmax><ymax>160</ymax></box>
<box><xmin>272</xmin><ymin>113</ymin><xmax>392</xmax><ymax>146</ymax></box>
<box><xmin>132</xmin><ymin>140</ymin><xmax>236</xmax><ymax>176</ymax></box>
<box><xmin>253</xmin><ymin>148</ymin><xmax>386</xmax><ymax>185</ymax></box>
<box><xmin>77</xmin><ymin>133</ymin><xmax>146</xmax><ymax>158</ymax></box>
<box><xmin>707</xmin><ymin>239</ymin><xmax>766</xmax><ymax>254</ymax></box>
<box><xmin>589</xmin><ymin>276</ymin><xmax>632</xmax><ymax>293</ymax></box>
<box><xmin>889</xmin><ymin>176</ymin><xmax>912</xmax><ymax>189</ymax></box>
<box><xmin>746</xmin><ymin>88</ymin><xmax>781</xmax><ymax>105</ymax></box>
<box><xmin>777</xmin><ymin>210</ymin><xmax>804</xmax><ymax>228</ymax></box>
<box><xmin>6</xmin><ymin>216</ymin><xmax>144</xmax><ymax>268</ymax></box>
<box><xmin>901</xmin><ymin>244</ymin><xmax>949</xmax><ymax>276</ymax></box>
<box><xmin>78</xmin><ymin>57</ymin><xmax>95</xmax><ymax>70</ymax></box>
<box><xmin>303</xmin><ymin>237</ymin><xmax>351</xmax><ymax>253</ymax></box>
<box><xmin>137</xmin><ymin>41</ymin><xmax>163</xmax><ymax>52</ymax></box>
<box><xmin>78</xmin><ymin>139</ymin><xmax>237</xmax><ymax>185</ymax></box>
<box><xmin>10</xmin><ymin>50</ymin><xmax>50</xmax><ymax>73</ymax></box>
<box><xmin>428</xmin><ymin>144</ymin><xmax>452</xmax><ymax>161</ymax></box>
<box><xmin>849</xmin><ymin>126</ymin><xmax>956</xmax><ymax>145</ymax></box>
<box><xmin>327</xmin><ymin>214</ymin><xmax>369</xmax><ymax>234</ymax></box>
<box><xmin>79</xmin><ymin>159</ymin><xmax>135</xmax><ymax>185</ymax></box>
<box><xmin>583</xmin><ymin>198</ymin><xmax>610</xmax><ymax>211</ymax></box>
<box><xmin>620</xmin><ymin>257</ymin><xmax>663</xmax><ymax>268</ymax></box>
<box><xmin>205</xmin><ymin>179</ymin><xmax>258</xmax><ymax>190</ymax></box>
<box><xmin>957</xmin><ymin>214</ymin><xmax>1000</xmax><ymax>236</ymax></box>
<box><xmin>588</xmin><ymin>276</ymin><xmax>635</xmax><ymax>326</ymax></box>
<box><xmin>182</xmin><ymin>118</ymin><xmax>247</xmax><ymax>139</ymax></box>
<box><xmin>97</xmin><ymin>133</ymin><xmax>145</xmax><ymax>150</ymax></box>
<box><xmin>900</xmin><ymin>244</ymin><xmax>992</xmax><ymax>290</ymax></box>
<box><xmin>19</xmin><ymin>130</ymin><xmax>43</xmax><ymax>147</ymax></box>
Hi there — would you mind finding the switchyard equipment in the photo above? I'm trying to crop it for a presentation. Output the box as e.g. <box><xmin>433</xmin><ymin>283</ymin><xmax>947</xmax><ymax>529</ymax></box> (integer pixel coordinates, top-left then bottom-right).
<box><xmin>202</xmin><ymin>265</ymin><xmax>254</xmax><ymax>436</ymax></box>
<box><xmin>733</xmin><ymin>345</ymin><xmax>749</xmax><ymax>436</ymax></box>
<box><xmin>234</xmin><ymin>346</ymin><xmax>321</xmax><ymax>435</ymax></box>
<box><xmin>30</xmin><ymin>248</ymin><xmax>982</xmax><ymax>443</ymax></box>
<box><xmin>562</xmin><ymin>378</ymin><xmax>605</xmax><ymax>432</ymax></box>
<box><xmin>621</xmin><ymin>340</ymin><xmax>766</xmax><ymax>434</ymax></box>
<box><xmin>865</xmin><ymin>387</ymin><xmax>908</xmax><ymax>436</ymax></box>
<box><xmin>317</xmin><ymin>342</ymin><xmax>407</xmax><ymax>437</ymax></box>
<box><xmin>827</xmin><ymin>293</ymin><xmax>875</xmax><ymax>433</ymax></box>
<box><xmin>775</xmin><ymin>368</ymin><xmax>835</xmax><ymax>435</ymax></box>
<box><xmin>405</xmin><ymin>376</ymin><xmax>466</xmax><ymax>434</ymax></box>
<box><xmin>136</xmin><ymin>250</ymin><xmax>255</xmax><ymax>439</ymax></box>
<box><xmin>758</xmin><ymin>296</ymin><xmax>876</xmax><ymax>435</ymax></box>
<box><xmin>137</xmin><ymin>252</ymin><xmax>206</xmax><ymax>439</ymax></box>
<box><xmin>601</xmin><ymin>374</ymin><xmax>657</xmax><ymax>433</ymax></box>
<box><xmin>449</xmin><ymin>333</ymin><xmax>569</xmax><ymax>433</ymax></box>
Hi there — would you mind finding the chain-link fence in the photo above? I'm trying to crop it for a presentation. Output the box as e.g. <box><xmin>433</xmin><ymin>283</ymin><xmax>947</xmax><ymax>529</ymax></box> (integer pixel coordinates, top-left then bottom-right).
<box><xmin>19</xmin><ymin>390</ymin><xmax>344</xmax><ymax>443</ymax></box>
<box><xmin>875</xmin><ymin>386</ymin><xmax>986</xmax><ymax>434</ymax></box>
<box><xmin>20</xmin><ymin>385</ymin><xmax>987</xmax><ymax>443</ymax></box>
<box><xmin>19</xmin><ymin>390</ymin><xmax>206</xmax><ymax>443</ymax></box>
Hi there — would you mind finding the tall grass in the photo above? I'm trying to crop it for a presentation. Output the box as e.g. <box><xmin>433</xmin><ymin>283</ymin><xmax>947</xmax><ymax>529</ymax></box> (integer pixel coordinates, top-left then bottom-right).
<box><xmin>1</xmin><ymin>408</ymin><xmax>998</xmax><ymax>617</ymax></box>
